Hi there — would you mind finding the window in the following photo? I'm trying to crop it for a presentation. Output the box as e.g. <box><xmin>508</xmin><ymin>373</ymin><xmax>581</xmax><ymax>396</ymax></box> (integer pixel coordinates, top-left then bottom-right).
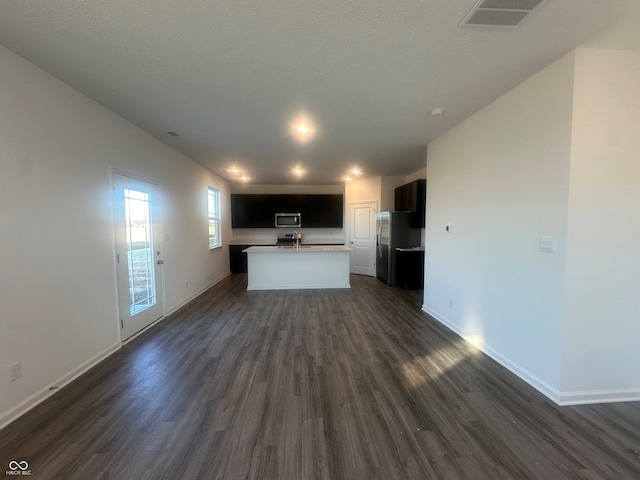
<box><xmin>208</xmin><ymin>187</ymin><xmax>221</xmax><ymax>249</ymax></box>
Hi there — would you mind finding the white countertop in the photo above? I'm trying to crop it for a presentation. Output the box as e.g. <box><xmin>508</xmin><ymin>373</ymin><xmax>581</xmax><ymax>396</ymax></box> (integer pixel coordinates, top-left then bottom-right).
<box><xmin>244</xmin><ymin>245</ymin><xmax>351</xmax><ymax>253</ymax></box>
<box><xmin>395</xmin><ymin>246</ymin><xmax>425</xmax><ymax>252</ymax></box>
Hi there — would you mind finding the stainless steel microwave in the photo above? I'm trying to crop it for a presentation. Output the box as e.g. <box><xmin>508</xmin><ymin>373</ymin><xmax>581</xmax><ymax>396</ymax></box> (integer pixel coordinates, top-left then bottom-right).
<box><xmin>275</xmin><ymin>213</ymin><xmax>301</xmax><ymax>228</ymax></box>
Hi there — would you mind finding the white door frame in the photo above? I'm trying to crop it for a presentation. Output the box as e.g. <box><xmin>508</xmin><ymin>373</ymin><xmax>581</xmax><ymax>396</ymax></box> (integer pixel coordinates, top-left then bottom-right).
<box><xmin>112</xmin><ymin>171</ymin><xmax>165</xmax><ymax>342</ymax></box>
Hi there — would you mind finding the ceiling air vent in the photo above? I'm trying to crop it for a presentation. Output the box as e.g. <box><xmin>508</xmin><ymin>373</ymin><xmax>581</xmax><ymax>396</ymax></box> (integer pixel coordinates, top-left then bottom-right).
<box><xmin>461</xmin><ymin>0</ymin><xmax>547</xmax><ymax>28</ymax></box>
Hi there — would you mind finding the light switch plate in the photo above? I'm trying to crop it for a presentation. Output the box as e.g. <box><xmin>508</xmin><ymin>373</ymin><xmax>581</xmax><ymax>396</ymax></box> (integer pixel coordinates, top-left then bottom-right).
<box><xmin>9</xmin><ymin>361</ymin><xmax>22</xmax><ymax>381</ymax></box>
<box><xmin>539</xmin><ymin>236</ymin><xmax>555</xmax><ymax>253</ymax></box>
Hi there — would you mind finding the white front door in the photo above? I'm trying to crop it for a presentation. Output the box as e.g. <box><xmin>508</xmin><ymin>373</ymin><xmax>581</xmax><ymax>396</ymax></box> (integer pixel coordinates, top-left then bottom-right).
<box><xmin>113</xmin><ymin>173</ymin><xmax>164</xmax><ymax>341</ymax></box>
<box><xmin>349</xmin><ymin>201</ymin><xmax>377</xmax><ymax>276</ymax></box>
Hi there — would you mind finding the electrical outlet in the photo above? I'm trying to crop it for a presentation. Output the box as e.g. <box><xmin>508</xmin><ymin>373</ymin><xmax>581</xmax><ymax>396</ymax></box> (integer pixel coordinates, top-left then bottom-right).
<box><xmin>9</xmin><ymin>361</ymin><xmax>22</xmax><ymax>381</ymax></box>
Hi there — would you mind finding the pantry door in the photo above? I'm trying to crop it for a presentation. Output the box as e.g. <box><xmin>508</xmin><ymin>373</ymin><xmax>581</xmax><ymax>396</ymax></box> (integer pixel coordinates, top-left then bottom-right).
<box><xmin>113</xmin><ymin>173</ymin><xmax>164</xmax><ymax>340</ymax></box>
<box><xmin>349</xmin><ymin>201</ymin><xmax>377</xmax><ymax>276</ymax></box>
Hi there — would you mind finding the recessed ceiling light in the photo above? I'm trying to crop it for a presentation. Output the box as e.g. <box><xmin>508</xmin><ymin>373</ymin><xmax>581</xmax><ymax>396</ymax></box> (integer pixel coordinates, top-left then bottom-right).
<box><xmin>292</xmin><ymin>166</ymin><xmax>305</xmax><ymax>176</ymax></box>
<box><xmin>289</xmin><ymin>113</ymin><xmax>317</xmax><ymax>144</ymax></box>
<box><xmin>240</xmin><ymin>175</ymin><xmax>250</xmax><ymax>183</ymax></box>
<box><xmin>344</xmin><ymin>176</ymin><xmax>353</xmax><ymax>183</ymax></box>
<box><xmin>350</xmin><ymin>168</ymin><xmax>362</xmax><ymax>176</ymax></box>
<box><xmin>430</xmin><ymin>107</ymin><xmax>445</xmax><ymax>117</ymax></box>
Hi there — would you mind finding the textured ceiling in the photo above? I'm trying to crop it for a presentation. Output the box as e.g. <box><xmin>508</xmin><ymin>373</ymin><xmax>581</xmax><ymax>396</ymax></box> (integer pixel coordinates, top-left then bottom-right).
<box><xmin>0</xmin><ymin>0</ymin><xmax>639</xmax><ymax>184</ymax></box>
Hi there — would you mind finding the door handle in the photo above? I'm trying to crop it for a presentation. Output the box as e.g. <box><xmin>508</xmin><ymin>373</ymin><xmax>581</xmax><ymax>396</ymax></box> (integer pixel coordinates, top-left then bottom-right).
<box><xmin>157</xmin><ymin>260</ymin><xmax>164</xmax><ymax>265</ymax></box>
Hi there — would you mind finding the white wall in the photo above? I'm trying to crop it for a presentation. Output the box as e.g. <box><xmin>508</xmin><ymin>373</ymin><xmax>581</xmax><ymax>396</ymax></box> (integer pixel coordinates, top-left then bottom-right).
<box><xmin>0</xmin><ymin>45</ymin><xmax>231</xmax><ymax>427</ymax></box>
<box><xmin>424</xmin><ymin>52</ymin><xmax>576</xmax><ymax>396</ymax></box>
<box><xmin>561</xmin><ymin>48</ymin><xmax>640</xmax><ymax>401</ymax></box>
<box><xmin>345</xmin><ymin>176</ymin><xmax>381</xmax><ymax>206</ymax></box>
<box><xmin>425</xmin><ymin>48</ymin><xmax>640</xmax><ymax>405</ymax></box>
<box><xmin>380</xmin><ymin>176</ymin><xmax>405</xmax><ymax>212</ymax></box>
<box><xmin>406</xmin><ymin>167</ymin><xmax>427</xmax><ymax>184</ymax></box>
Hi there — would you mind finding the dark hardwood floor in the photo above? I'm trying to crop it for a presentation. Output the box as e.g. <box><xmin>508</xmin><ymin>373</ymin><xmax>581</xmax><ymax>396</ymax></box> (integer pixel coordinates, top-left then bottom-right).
<box><xmin>2</xmin><ymin>274</ymin><xmax>640</xmax><ymax>479</ymax></box>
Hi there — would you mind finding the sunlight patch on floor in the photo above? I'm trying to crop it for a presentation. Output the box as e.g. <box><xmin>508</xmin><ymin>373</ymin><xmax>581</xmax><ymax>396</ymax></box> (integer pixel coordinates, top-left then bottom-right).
<box><xmin>400</xmin><ymin>336</ymin><xmax>485</xmax><ymax>390</ymax></box>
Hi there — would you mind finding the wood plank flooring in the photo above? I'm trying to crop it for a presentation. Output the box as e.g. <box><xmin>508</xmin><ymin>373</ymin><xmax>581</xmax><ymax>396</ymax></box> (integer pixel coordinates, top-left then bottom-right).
<box><xmin>2</xmin><ymin>274</ymin><xmax>640</xmax><ymax>479</ymax></box>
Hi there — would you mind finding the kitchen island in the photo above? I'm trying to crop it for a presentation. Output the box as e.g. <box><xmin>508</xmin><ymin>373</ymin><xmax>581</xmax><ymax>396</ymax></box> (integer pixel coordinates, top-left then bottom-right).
<box><xmin>243</xmin><ymin>245</ymin><xmax>351</xmax><ymax>290</ymax></box>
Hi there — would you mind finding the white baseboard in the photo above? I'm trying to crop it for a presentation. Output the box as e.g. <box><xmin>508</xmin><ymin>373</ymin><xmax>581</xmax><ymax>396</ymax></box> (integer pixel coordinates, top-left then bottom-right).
<box><xmin>555</xmin><ymin>388</ymin><xmax>640</xmax><ymax>406</ymax></box>
<box><xmin>166</xmin><ymin>272</ymin><xmax>231</xmax><ymax>316</ymax></box>
<box><xmin>421</xmin><ymin>305</ymin><xmax>563</xmax><ymax>404</ymax></box>
<box><xmin>421</xmin><ymin>305</ymin><xmax>640</xmax><ymax>406</ymax></box>
<box><xmin>0</xmin><ymin>341</ymin><xmax>121</xmax><ymax>430</ymax></box>
<box><xmin>1</xmin><ymin>273</ymin><xmax>232</xmax><ymax>430</ymax></box>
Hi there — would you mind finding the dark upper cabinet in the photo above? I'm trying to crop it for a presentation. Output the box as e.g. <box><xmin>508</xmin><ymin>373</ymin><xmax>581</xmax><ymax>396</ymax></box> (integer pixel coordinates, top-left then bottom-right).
<box><xmin>272</xmin><ymin>194</ymin><xmax>303</xmax><ymax>214</ymax></box>
<box><xmin>325</xmin><ymin>194</ymin><xmax>344</xmax><ymax>227</ymax></box>
<box><xmin>231</xmin><ymin>194</ymin><xmax>270</xmax><ymax>228</ymax></box>
<box><xmin>231</xmin><ymin>194</ymin><xmax>343</xmax><ymax>228</ymax></box>
<box><xmin>394</xmin><ymin>179</ymin><xmax>426</xmax><ymax>228</ymax></box>
<box><xmin>395</xmin><ymin>184</ymin><xmax>411</xmax><ymax>212</ymax></box>
<box><xmin>300</xmin><ymin>194</ymin><xmax>343</xmax><ymax>228</ymax></box>
<box><xmin>299</xmin><ymin>195</ymin><xmax>319</xmax><ymax>227</ymax></box>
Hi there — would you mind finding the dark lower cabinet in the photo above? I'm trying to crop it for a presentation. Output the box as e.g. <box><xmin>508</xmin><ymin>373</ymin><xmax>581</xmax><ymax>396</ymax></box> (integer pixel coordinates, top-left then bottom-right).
<box><xmin>396</xmin><ymin>248</ymin><xmax>425</xmax><ymax>289</ymax></box>
<box><xmin>229</xmin><ymin>245</ymin><xmax>251</xmax><ymax>273</ymax></box>
<box><xmin>230</xmin><ymin>244</ymin><xmax>278</xmax><ymax>273</ymax></box>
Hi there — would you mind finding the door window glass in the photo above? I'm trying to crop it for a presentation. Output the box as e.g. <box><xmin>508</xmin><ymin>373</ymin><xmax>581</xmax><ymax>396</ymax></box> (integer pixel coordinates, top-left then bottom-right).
<box><xmin>124</xmin><ymin>188</ymin><xmax>156</xmax><ymax>315</ymax></box>
<box><xmin>208</xmin><ymin>187</ymin><xmax>221</xmax><ymax>249</ymax></box>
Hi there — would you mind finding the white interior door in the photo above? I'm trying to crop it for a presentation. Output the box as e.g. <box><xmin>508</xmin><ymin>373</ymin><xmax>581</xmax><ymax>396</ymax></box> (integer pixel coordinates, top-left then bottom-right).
<box><xmin>349</xmin><ymin>201</ymin><xmax>377</xmax><ymax>276</ymax></box>
<box><xmin>113</xmin><ymin>173</ymin><xmax>164</xmax><ymax>340</ymax></box>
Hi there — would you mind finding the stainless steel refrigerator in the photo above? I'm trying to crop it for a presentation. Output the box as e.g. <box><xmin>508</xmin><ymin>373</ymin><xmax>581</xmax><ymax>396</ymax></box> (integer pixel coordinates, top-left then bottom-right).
<box><xmin>376</xmin><ymin>211</ymin><xmax>422</xmax><ymax>285</ymax></box>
